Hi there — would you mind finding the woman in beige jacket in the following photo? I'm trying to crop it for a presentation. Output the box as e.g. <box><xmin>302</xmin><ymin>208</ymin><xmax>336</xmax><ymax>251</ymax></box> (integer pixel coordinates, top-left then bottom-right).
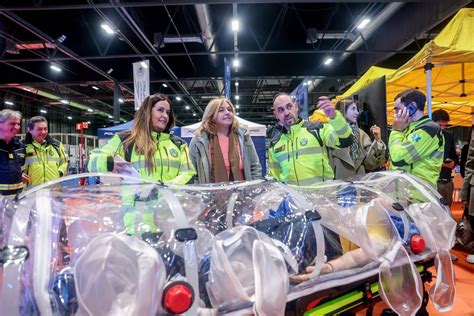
<box><xmin>329</xmin><ymin>99</ymin><xmax>386</xmax><ymax>180</ymax></box>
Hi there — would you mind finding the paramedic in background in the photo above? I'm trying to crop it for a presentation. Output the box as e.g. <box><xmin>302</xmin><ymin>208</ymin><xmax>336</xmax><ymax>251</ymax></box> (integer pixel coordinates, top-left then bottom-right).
<box><xmin>389</xmin><ymin>89</ymin><xmax>444</xmax><ymax>186</ymax></box>
<box><xmin>432</xmin><ymin>110</ymin><xmax>458</xmax><ymax>208</ymax></box>
<box><xmin>268</xmin><ymin>93</ymin><xmax>352</xmax><ymax>186</ymax></box>
<box><xmin>0</xmin><ymin>109</ymin><xmax>25</xmax><ymax>196</ymax></box>
<box><xmin>24</xmin><ymin>116</ymin><xmax>68</xmax><ymax>186</ymax></box>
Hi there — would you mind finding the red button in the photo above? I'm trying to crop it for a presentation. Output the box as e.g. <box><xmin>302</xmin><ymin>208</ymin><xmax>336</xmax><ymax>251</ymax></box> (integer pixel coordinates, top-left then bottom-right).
<box><xmin>410</xmin><ymin>234</ymin><xmax>425</xmax><ymax>254</ymax></box>
<box><xmin>163</xmin><ymin>283</ymin><xmax>193</xmax><ymax>314</ymax></box>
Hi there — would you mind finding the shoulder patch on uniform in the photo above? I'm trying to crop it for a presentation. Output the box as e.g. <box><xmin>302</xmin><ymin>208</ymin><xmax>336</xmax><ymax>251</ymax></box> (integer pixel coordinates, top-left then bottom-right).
<box><xmin>411</xmin><ymin>134</ymin><xmax>421</xmax><ymax>142</ymax></box>
<box><xmin>300</xmin><ymin>137</ymin><xmax>308</xmax><ymax>146</ymax></box>
<box><xmin>170</xmin><ymin>134</ymin><xmax>185</xmax><ymax>147</ymax></box>
<box><xmin>169</xmin><ymin>148</ymin><xmax>178</xmax><ymax>157</ymax></box>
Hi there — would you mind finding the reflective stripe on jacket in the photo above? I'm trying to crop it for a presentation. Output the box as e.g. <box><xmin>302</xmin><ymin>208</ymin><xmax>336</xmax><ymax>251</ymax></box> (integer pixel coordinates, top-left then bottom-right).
<box><xmin>0</xmin><ymin>138</ymin><xmax>25</xmax><ymax>196</ymax></box>
<box><xmin>389</xmin><ymin>116</ymin><xmax>444</xmax><ymax>186</ymax></box>
<box><xmin>24</xmin><ymin>136</ymin><xmax>68</xmax><ymax>186</ymax></box>
<box><xmin>88</xmin><ymin>131</ymin><xmax>195</xmax><ymax>185</ymax></box>
<box><xmin>268</xmin><ymin>111</ymin><xmax>352</xmax><ymax>186</ymax></box>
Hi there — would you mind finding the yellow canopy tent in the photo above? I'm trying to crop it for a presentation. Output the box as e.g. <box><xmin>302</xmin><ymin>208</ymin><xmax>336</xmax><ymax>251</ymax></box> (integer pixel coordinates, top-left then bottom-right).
<box><xmin>338</xmin><ymin>8</ymin><xmax>474</xmax><ymax>127</ymax></box>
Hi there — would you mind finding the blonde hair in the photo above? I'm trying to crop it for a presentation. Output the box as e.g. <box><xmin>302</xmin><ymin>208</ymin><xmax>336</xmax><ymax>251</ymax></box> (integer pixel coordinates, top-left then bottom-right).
<box><xmin>198</xmin><ymin>97</ymin><xmax>239</xmax><ymax>135</ymax></box>
<box><xmin>122</xmin><ymin>93</ymin><xmax>174</xmax><ymax>173</ymax></box>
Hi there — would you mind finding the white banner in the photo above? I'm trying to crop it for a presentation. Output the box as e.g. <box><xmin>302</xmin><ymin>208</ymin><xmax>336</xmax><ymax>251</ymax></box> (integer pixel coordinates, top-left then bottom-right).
<box><xmin>133</xmin><ymin>60</ymin><xmax>150</xmax><ymax>110</ymax></box>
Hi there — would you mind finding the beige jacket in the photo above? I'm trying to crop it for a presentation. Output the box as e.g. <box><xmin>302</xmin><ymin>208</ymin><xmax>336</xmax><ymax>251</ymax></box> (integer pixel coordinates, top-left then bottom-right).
<box><xmin>329</xmin><ymin>129</ymin><xmax>386</xmax><ymax>180</ymax></box>
<box><xmin>460</xmin><ymin>129</ymin><xmax>474</xmax><ymax>216</ymax></box>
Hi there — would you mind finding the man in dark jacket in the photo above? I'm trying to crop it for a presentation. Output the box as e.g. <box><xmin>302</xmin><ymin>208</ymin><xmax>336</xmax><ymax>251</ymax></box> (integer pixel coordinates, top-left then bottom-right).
<box><xmin>432</xmin><ymin>109</ymin><xmax>459</xmax><ymax>208</ymax></box>
<box><xmin>0</xmin><ymin>109</ymin><xmax>25</xmax><ymax>196</ymax></box>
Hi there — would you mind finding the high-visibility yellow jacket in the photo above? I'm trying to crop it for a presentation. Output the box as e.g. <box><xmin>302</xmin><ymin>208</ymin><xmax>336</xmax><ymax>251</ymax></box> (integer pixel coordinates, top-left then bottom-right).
<box><xmin>24</xmin><ymin>135</ymin><xmax>68</xmax><ymax>186</ymax></box>
<box><xmin>389</xmin><ymin>116</ymin><xmax>444</xmax><ymax>186</ymax></box>
<box><xmin>268</xmin><ymin>111</ymin><xmax>353</xmax><ymax>186</ymax></box>
<box><xmin>0</xmin><ymin>138</ymin><xmax>25</xmax><ymax>196</ymax></box>
<box><xmin>87</xmin><ymin>131</ymin><xmax>195</xmax><ymax>185</ymax></box>
<box><xmin>87</xmin><ymin>131</ymin><xmax>196</xmax><ymax>236</ymax></box>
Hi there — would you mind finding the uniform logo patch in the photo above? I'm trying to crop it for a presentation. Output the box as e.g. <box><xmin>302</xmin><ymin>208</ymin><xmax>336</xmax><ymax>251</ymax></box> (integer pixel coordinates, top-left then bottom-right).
<box><xmin>275</xmin><ymin>145</ymin><xmax>285</xmax><ymax>153</ymax></box>
<box><xmin>169</xmin><ymin>148</ymin><xmax>178</xmax><ymax>157</ymax></box>
<box><xmin>411</xmin><ymin>134</ymin><xmax>421</xmax><ymax>142</ymax></box>
<box><xmin>300</xmin><ymin>137</ymin><xmax>308</xmax><ymax>146</ymax></box>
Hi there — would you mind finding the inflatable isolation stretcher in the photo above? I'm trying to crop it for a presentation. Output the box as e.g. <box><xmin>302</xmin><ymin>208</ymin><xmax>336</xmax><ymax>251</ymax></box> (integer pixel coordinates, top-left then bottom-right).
<box><xmin>0</xmin><ymin>170</ymin><xmax>456</xmax><ymax>315</ymax></box>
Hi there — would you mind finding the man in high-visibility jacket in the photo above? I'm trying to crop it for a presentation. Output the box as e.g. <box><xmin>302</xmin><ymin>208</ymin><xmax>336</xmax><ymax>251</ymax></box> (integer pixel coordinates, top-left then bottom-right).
<box><xmin>389</xmin><ymin>89</ymin><xmax>444</xmax><ymax>186</ymax></box>
<box><xmin>268</xmin><ymin>93</ymin><xmax>353</xmax><ymax>186</ymax></box>
<box><xmin>24</xmin><ymin>116</ymin><xmax>68</xmax><ymax>186</ymax></box>
<box><xmin>0</xmin><ymin>109</ymin><xmax>25</xmax><ymax>196</ymax></box>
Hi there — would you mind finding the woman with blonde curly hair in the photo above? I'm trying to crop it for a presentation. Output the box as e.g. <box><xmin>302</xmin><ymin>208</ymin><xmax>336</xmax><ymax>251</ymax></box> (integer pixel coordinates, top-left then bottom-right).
<box><xmin>189</xmin><ymin>97</ymin><xmax>262</xmax><ymax>183</ymax></box>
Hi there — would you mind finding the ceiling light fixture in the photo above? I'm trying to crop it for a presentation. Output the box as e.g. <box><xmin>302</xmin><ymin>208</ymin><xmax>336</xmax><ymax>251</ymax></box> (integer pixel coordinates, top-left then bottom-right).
<box><xmin>232</xmin><ymin>58</ymin><xmax>240</xmax><ymax>68</ymax></box>
<box><xmin>231</xmin><ymin>19</ymin><xmax>240</xmax><ymax>32</ymax></box>
<box><xmin>324</xmin><ymin>57</ymin><xmax>333</xmax><ymax>65</ymax></box>
<box><xmin>118</xmin><ymin>98</ymin><xmax>124</xmax><ymax>103</ymax></box>
<box><xmin>4</xmin><ymin>101</ymin><xmax>14</xmax><ymax>106</ymax></box>
<box><xmin>236</xmin><ymin>105</ymin><xmax>240</xmax><ymax>109</ymax></box>
<box><xmin>92</xmin><ymin>86</ymin><xmax>99</xmax><ymax>90</ymax></box>
<box><xmin>307</xmin><ymin>80</ymin><xmax>312</xmax><ymax>85</ymax></box>
<box><xmin>176</xmin><ymin>96</ymin><xmax>182</xmax><ymax>101</ymax></box>
<box><xmin>87</xmin><ymin>108</ymin><xmax>93</xmax><ymax>112</ymax></box>
<box><xmin>185</xmin><ymin>105</ymin><xmax>190</xmax><ymax>110</ymax></box>
<box><xmin>357</xmin><ymin>18</ymin><xmax>371</xmax><ymax>30</ymax></box>
<box><xmin>40</xmin><ymin>109</ymin><xmax>47</xmax><ymax>113</ymax></box>
<box><xmin>162</xmin><ymin>83</ymin><xmax>168</xmax><ymax>88</ymax></box>
<box><xmin>235</xmin><ymin>95</ymin><xmax>240</xmax><ymax>100</ymax></box>
<box><xmin>60</xmin><ymin>99</ymin><xmax>68</xmax><ymax>104</ymax></box>
<box><xmin>67</xmin><ymin>116</ymin><xmax>72</xmax><ymax>120</ymax></box>
<box><xmin>192</xmin><ymin>113</ymin><xmax>196</xmax><ymax>117</ymax></box>
<box><xmin>140</xmin><ymin>61</ymin><xmax>148</xmax><ymax>69</ymax></box>
<box><xmin>108</xmin><ymin>115</ymin><xmax>113</xmax><ymax>119</ymax></box>
<box><xmin>235</xmin><ymin>81</ymin><xmax>239</xmax><ymax>87</ymax></box>
<box><xmin>101</xmin><ymin>23</ymin><xmax>115</xmax><ymax>35</ymax></box>
<box><xmin>87</xmin><ymin>121</ymin><xmax>91</xmax><ymax>124</ymax></box>
<box><xmin>50</xmin><ymin>64</ymin><xmax>62</xmax><ymax>72</ymax></box>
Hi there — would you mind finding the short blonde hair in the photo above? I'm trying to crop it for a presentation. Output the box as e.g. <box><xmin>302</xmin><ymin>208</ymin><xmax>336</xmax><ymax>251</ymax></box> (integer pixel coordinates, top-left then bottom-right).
<box><xmin>198</xmin><ymin>97</ymin><xmax>239</xmax><ymax>135</ymax></box>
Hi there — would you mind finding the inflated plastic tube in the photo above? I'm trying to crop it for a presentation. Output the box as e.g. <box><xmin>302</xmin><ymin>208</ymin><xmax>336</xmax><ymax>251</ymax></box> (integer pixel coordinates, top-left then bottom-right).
<box><xmin>161</xmin><ymin>188</ymin><xmax>199</xmax><ymax>316</ymax></box>
<box><xmin>33</xmin><ymin>190</ymin><xmax>54</xmax><ymax>316</ymax></box>
<box><xmin>0</xmin><ymin>198</ymin><xmax>33</xmax><ymax>315</ymax></box>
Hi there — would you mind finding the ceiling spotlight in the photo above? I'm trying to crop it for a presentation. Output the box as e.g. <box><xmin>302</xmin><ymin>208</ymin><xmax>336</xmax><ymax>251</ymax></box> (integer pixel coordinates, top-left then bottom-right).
<box><xmin>236</xmin><ymin>112</ymin><xmax>240</xmax><ymax>116</ymax></box>
<box><xmin>324</xmin><ymin>57</ymin><xmax>333</xmax><ymax>65</ymax></box>
<box><xmin>192</xmin><ymin>113</ymin><xmax>196</xmax><ymax>117</ymax></box>
<box><xmin>185</xmin><ymin>105</ymin><xmax>190</xmax><ymax>110</ymax></box>
<box><xmin>87</xmin><ymin>108</ymin><xmax>93</xmax><ymax>113</ymax></box>
<box><xmin>232</xmin><ymin>58</ymin><xmax>240</xmax><ymax>68</ymax></box>
<box><xmin>235</xmin><ymin>95</ymin><xmax>240</xmax><ymax>100</ymax></box>
<box><xmin>176</xmin><ymin>96</ymin><xmax>182</xmax><ymax>101</ymax></box>
<box><xmin>67</xmin><ymin>116</ymin><xmax>72</xmax><ymax>120</ymax></box>
<box><xmin>87</xmin><ymin>121</ymin><xmax>91</xmax><ymax>124</ymax></box>
<box><xmin>235</xmin><ymin>81</ymin><xmax>239</xmax><ymax>87</ymax></box>
<box><xmin>101</xmin><ymin>23</ymin><xmax>115</xmax><ymax>35</ymax></box>
<box><xmin>50</xmin><ymin>64</ymin><xmax>62</xmax><ymax>72</ymax></box>
<box><xmin>60</xmin><ymin>99</ymin><xmax>68</xmax><ymax>104</ymax></box>
<box><xmin>140</xmin><ymin>61</ymin><xmax>148</xmax><ymax>69</ymax></box>
<box><xmin>118</xmin><ymin>98</ymin><xmax>124</xmax><ymax>103</ymax></box>
<box><xmin>40</xmin><ymin>109</ymin><xmax>47</xmax><ymax>114</ymax></box>
<box><xmin>107</xmin><ymin>68</ymin><xmax>114</xmax><ymax>74</ymax></box>
<box><xmin>236</xmin><ymin>105</ymin><xmax>240</xmax><ymax>109</ymax></box>
<box><xmin>162</xmin><ymin>83</ymin><xmax>168</xmax><ymax>88</ymax></box>
<box><xmin>92</xmin><ymin>86</ymin><xmax>99</xmax><ymax>90</ymax></box>
<box><xmin>357</xmin><ymin>18</ymin><xmax>371</xmax><ymax>30</ymax></box>
<box><xmin>231</xmin><ymin>19</ymin><xmax>240</xmax><ymax>32</ymax></box>
<box><xmin>108</xmin><ymin>115</ymin><xmax>113</xmax><ymax>119</ymax></box>
<box><xmin>306</xmin><ymin>80</ymin><xmax>312</xmax><ymax>85</ymax></box>
<box><xmin>4</xmin><ymin>101</ymin><xmax>14</xmax><ymax>106</ymax></box>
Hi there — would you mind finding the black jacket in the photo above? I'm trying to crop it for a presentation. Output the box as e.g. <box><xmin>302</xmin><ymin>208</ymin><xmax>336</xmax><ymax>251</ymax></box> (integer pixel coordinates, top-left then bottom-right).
<box><xmin>0</xmin><ymin>137</ymin><xmax>25</xmax><ymax>196</ymax></box>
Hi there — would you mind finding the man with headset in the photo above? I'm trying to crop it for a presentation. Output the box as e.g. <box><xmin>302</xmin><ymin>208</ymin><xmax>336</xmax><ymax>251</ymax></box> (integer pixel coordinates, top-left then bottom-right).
<box><xmin>389</xmin><ymin>89</ymin><xmax>444</xmax><ymax>187</ymax></box>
